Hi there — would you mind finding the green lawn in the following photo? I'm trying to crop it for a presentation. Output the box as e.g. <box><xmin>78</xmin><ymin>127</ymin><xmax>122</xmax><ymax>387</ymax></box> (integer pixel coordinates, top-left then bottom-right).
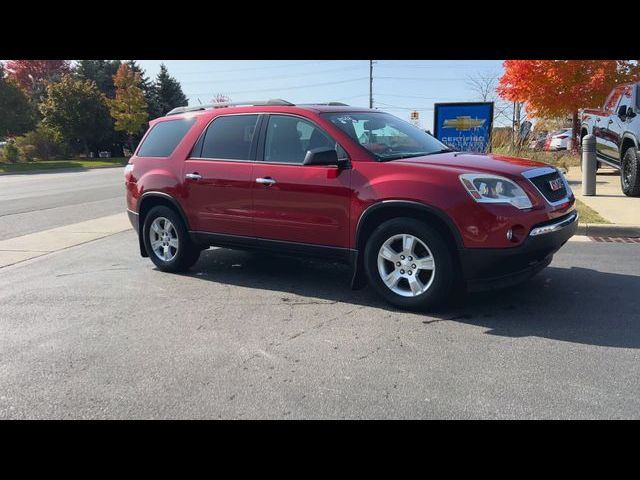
<box><xmin>0</xmin><ymin>157</ymin><xmax>128</xmax><ymax>174</ymax></box>
<box><xmin>575</xmin><ymin>199</ymin><xmax>610</xmax><ymax>224</ymax></box>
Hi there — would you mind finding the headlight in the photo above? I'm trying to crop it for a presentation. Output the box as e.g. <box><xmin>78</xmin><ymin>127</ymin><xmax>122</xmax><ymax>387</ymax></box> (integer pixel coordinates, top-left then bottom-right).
<box><xmin>459</xmin><ymin>173</ymin><xmax>533</xmax><ymax>209</ymax></box>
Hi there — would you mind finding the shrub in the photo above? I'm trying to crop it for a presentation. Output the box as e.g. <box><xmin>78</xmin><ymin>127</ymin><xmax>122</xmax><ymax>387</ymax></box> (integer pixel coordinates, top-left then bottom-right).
<box><xmin>20</xmin><ymin>144</ymin><xmax>37</xmax><ymax>162</ymax></box>
<box><xmin>14</xmin><ymin>124</ymin><xmax>67</xmax><ymax>161</ymax></box>
<box><xmin>3</xmin><ymin>140</ymin><xmax>19</xmax><ymax>163</ymax></box>
<box><xmin>491</xmin><ymin>128</ymin><xmax>513</xmax><ymax>149</ymax></box>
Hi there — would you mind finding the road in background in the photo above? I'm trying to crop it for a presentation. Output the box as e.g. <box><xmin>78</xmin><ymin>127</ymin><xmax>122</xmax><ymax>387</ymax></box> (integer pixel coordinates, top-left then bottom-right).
<box><xmin>0</xmin><ymin>168</ymin><xmax>124</xmax><ymax>241</ymax></box>
<box><xmin>1</xmin><ymin>231</ymin><xmax>638</xmax><ymax>419</ymax></box>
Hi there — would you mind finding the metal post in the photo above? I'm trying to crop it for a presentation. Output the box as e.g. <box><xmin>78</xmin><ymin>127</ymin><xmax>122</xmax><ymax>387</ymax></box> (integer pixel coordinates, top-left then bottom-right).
<box><xmin>582</xmin><ymin>134</ymin><xmax>597</xmax><ymax>196</ymax></box>
<box><xmin>369</xmin><ymin>60</ymin><xmax>374</xmax><ymax>109</ymax></box>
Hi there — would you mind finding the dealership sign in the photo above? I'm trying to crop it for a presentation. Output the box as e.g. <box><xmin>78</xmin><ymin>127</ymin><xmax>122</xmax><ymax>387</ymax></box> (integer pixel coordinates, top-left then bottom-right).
<box><xmin>433</xmin><ymin>102</ymin><xmax>494</xmax><ymax>153</ymax></box>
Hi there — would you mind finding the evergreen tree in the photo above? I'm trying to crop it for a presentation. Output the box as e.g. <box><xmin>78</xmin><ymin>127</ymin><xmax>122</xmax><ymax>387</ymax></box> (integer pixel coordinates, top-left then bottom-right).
<box><xmin>76</xmin><ymin>60</ymin><xmax>126</xmax><ymax>155</ymax></box>
<box><xmin>0</xmin><ymin>63</ymin><xmax>37</xmax><ymax>138</ymax></box>
<box><xmin>126</xmin><ymin>60</ymin><xmax>162</xmax><ymax>119</ymax></box>
<box><xmin>75</xmin><ymin>60</ymin><xmax>122</xmax><ymax>98</ymax></box>
<box><xmin>153</xmin><ymin>63</ymin><xmax>188</xmax><ymax>116</ymax></box>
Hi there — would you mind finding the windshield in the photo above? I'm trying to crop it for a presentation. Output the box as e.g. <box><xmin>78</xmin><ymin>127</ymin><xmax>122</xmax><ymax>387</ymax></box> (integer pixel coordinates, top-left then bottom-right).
<box><xmin>322</xmin><ymin>111</ymin><xmax>453</xmax><ymax>161</ymax></box>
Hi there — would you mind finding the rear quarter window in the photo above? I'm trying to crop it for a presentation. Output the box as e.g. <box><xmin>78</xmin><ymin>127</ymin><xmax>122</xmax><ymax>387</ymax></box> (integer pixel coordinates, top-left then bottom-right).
<box><xmin>137</xmin><ymin>117</ymin><xmax>197</xmax><ymax>157</ymax></box>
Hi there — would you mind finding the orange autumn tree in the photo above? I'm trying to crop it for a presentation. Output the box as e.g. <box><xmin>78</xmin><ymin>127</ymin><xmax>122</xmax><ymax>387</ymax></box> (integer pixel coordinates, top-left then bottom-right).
<box><xmin>108</xmin><ymin>64</ymin><xmax>148</xmax><ymax>152</ymax></box>
<box><xmin>498</xmin><ymin>60</ymin><xmax>640</xmax><ymax>147</ymax></box>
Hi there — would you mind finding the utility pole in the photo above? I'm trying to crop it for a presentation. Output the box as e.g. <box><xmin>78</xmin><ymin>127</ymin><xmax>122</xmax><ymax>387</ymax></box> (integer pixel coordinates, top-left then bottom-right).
<box><xmin>369</xmin><ymin>60</ymin><xmax>374</xmax><ymax>109</ymax></box>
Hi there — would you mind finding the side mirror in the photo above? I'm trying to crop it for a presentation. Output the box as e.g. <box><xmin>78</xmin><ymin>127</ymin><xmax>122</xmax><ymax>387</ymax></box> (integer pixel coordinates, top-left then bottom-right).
<box><xmin>626</xmin><ymin>106</ymin><xmax>636</xmax><ymax>118</ymax></box>
<box><xmin>303</xmin><ymin>147</ymin><xmax>344</xmax><ymax>167</ymax></box>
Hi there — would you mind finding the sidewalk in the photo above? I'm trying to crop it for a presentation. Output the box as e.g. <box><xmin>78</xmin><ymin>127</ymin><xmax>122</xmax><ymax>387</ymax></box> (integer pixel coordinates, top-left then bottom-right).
<box><xmin>566</xmin><ymin>166</ymin><xmax>640</xmax><ymax>225</ymax></box>
<box><xmin>0</xmin><ymin>213</ymin><xmax>131</xmax><ymax>268</ymax></box>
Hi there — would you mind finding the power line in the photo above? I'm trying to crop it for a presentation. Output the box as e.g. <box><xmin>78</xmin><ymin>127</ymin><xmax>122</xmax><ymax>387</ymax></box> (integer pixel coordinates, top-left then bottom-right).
<box><xmin>179</xmin><ymin>65</ymin><xmax>365</xmax><ymax>85</ymax></box>
<box><xmin>376</xmin><ymin>93</ymin><xmax>471</xmax><ymax>101</ymax></box>
<box><xmin>333</xmin><ymin>94</ymin><xmax>369</xmax><ymax>102</ymax></box>
<box><xmin>185</xmin><ymin>77</ymin><xmax>368</xmax><ymax>97</ymax></box>
<box><xmin>376</xmin><ymin>63</ymin><xmax>497</xmax><ymax>69</ymax></box>
<box><xmin>175</xmin><ymin>60</ymin><xmax>340</xmax><ymax>76</ymax></box>
<box><xmin>376</xmin><ymin>76</ymin><xmax>468</xmax><ymax>81</ymax></box>
<box><xmin>375</xmin><ymin>101</ymin><xmax>434</xmax><ymax>111</ymax></box>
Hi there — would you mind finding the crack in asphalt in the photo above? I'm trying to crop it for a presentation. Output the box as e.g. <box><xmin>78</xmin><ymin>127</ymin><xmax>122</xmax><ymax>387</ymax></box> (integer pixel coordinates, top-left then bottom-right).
<box><xmin>55</xmin><ymin>267</ymin><xmax>130</xmax><ymax>277</ymax></box>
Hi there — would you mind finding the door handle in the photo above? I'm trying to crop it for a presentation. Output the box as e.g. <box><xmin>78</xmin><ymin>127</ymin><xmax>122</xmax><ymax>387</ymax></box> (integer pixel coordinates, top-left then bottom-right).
<box><xmin>608</xmin><ymin>119</ymin><xmax>614</xmax><ymax>124</ymax></box>
<box><xmin>185</xmin><ymin>173</ymin><xmax>202</xmax><ymax>180</ymax></box>
<box><xmin>595</xmin><ymin>118</ymin><xmax>601</xmax><ymax>122</ymax></box>
<box><xmin>256</xmin><ymin>177</ymin><xmax>276</xmax><ymax>186</ymax></box>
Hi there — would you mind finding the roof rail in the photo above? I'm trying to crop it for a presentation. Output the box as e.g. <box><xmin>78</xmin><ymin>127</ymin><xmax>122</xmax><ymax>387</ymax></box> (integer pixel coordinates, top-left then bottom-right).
<box><xmin>166</xmin><ymin>99</ymin><xmax>294</xmax><ymax>116</ymax></box>
<box><xmin>298</xmin><ymin>102</ymin><xmax>350</xmax><ymax>106</ymax></box>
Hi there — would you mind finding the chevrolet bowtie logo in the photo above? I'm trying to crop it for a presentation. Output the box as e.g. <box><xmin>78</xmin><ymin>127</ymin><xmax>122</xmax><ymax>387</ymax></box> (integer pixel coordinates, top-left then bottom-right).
<box><xmin>443</xmin><ymin>116</ymin><xmax>486</xmax><ymax>130</ymax></box>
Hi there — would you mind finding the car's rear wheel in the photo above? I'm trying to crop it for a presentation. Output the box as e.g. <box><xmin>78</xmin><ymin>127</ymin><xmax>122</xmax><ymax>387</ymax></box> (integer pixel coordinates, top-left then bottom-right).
<box><xmin>621</xmin><ymin>147</ymin><xmax>640</xmax><ymax>197</ymax></box>
<box><xmin>143</xmin><ymin>206</ymin><xmax>201</xmax><ymax>272</ymax></box>
<box><xmin>364</xmin><ymin>218</ymin><xmax>455</xmax><ymax>310</ymax></box>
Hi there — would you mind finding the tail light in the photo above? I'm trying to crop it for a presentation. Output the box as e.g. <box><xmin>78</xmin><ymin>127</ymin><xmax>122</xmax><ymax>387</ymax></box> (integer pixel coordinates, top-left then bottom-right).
<box><xmin>556</xmin><ymin>135</ymin><xmax>569</xmax><ymax>139</ymax></box>
<box><xmin>124</xmin><ymin>162</ymin><xmax>135</xmax><ymax>182</ymax></box>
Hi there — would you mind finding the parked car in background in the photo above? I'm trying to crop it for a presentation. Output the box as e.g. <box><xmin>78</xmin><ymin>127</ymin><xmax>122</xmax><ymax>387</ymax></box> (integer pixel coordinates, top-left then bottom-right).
<box><xmin>528</xmin><ymin>133</ymin><xmax>548</xmax><ymax>151</ymax></box>
<box><xmin>125</xmin><ymin>100</ymin><xmax>577</xmax><ymax>310</ymax></box>
<box><xmin>546</xmin><ymin>129</ymin><xmax>572</xmax><ymax>151</ymax></box>
<box><xmin>580</xmin><ymin>82</ymin><xmax>640</xmax><ymax>196</ymax></box>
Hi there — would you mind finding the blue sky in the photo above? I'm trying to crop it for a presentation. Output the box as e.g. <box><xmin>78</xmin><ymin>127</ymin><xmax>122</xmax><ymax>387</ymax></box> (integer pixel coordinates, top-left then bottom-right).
<box><xmin>136</xmin><ymin>60</ymin><xmax>505</xmax><ymax>131</ymax></box>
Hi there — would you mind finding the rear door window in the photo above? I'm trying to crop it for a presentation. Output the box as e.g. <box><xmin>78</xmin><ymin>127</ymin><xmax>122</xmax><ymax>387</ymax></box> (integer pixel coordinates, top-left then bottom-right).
<box><xmin>137</xmin><ymin>117</ymin><xmax>197</xmax><ymax>157</ymax></box>
<box><xmin>199</xmin><ymin>114</ymin><xmax>259</xmax><ymax>160</ymax></box>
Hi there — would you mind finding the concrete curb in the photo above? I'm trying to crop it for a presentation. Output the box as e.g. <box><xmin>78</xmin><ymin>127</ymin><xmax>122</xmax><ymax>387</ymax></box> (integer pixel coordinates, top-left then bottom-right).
<box><xmin>576</xmin><ymin>223</ymin><xmax>640</xmax><ymax>238</ymax></box>
<box><xmin>0</xmin><ymin>164</ymin><xmax>125</xmax><ymax>176</ymax></box>
<box><xmin>0</xmin><ymin>213</ymin><xmax>131</xmax><ymax>268</ymax></box>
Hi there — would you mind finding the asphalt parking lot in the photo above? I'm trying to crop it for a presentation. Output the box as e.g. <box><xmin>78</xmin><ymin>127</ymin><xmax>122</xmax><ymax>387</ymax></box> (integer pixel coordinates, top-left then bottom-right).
<box><xmin>1</xmin><ymin>228</ymin><xmax>639</xmax><ymax>419</ymax></box>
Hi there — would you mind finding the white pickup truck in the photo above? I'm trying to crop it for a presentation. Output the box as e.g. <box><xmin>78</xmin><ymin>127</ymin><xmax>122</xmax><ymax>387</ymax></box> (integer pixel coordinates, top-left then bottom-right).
<box><xmin>580</xmin><ymin>83</ymin><xmax>640</xmax><ymax>196</ymax></box>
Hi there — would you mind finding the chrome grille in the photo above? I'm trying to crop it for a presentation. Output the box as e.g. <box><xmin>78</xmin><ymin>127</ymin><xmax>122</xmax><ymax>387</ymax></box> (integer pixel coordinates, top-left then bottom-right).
<box><xmin>522</xmin><ymin>167</ymin><xmax>570</xmax><ymax>205</ymax></box>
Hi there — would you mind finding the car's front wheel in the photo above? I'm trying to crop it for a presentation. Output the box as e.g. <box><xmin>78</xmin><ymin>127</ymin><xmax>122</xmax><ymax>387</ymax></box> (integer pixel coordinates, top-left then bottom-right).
<box><xmin>621</xmin><ymin>147</ymin><xmax>640</xmax><ymax>197</ymax></box>
<box><xmin>364</xmin><ymin>218</ymin><xmax>455</xmax><ymax>310</ymax></box>
<box><xmin>143</xmin><ymin>206</ymin><xmax>201</xmax><ymax>272</ymax></box>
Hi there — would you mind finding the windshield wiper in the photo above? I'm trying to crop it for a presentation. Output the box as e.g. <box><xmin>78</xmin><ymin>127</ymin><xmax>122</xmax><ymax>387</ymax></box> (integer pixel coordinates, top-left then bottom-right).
<box><xmin>421</xmin><ymin>148</ymin><xmax>456</xmax><ymax>156</ymax></box>
<box><xmin>378</xmin><ymin>150</ymin><xmax>454</xmax><ymax>161</ymax></box>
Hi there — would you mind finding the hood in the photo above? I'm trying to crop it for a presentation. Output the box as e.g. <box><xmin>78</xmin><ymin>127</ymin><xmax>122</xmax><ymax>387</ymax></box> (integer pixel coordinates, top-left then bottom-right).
<box><xmin>395</xmin><ymin>152</ymin><xmax>547</xmax><ymax>177</ymax></box>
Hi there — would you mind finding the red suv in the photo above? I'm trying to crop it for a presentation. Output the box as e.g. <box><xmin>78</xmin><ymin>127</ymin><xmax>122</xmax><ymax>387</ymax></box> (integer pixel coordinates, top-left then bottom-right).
<box><xmin>125</xmin><ymin>100</ymin><xmax>577</xmax><ymax>310</ymax></box>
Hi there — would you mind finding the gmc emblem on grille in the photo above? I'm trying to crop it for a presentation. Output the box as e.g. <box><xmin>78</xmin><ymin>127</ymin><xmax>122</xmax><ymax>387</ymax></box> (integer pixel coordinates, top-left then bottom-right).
<box><xmin>548</xmin><ymin>178</ymin><xmax>563</xmax><ymax>191</ymax></box>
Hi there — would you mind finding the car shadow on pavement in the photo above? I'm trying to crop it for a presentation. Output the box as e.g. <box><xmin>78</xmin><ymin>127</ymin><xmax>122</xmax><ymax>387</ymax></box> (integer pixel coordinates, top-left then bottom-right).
<box><xmin>184</xmin><ymin>247</ymin><xmax>640</xmax><ymax>349</ymax></box>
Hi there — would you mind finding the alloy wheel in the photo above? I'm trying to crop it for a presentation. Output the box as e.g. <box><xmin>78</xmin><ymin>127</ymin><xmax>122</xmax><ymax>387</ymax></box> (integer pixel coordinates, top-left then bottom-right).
<box><xmin>149</xmin><ymin>217</ymin><xmax>179</xmax><ymax>262</ymax></box>
<box><xmin>377</xmin><ymin>233</ymin><xmax>436</xmax><ymax>297</ymax></box>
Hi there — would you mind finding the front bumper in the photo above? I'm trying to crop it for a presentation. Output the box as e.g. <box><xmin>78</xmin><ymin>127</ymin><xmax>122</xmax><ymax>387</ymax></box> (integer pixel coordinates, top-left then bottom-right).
<box><xmin>460</xmin><ymin>211</ymin><xmax>578</xmax><ymax>292</ymax></box>
<box><xmin>127</xmin><ymin>209</ymin><xmax>139</xmax><ymax>234</ymax></box>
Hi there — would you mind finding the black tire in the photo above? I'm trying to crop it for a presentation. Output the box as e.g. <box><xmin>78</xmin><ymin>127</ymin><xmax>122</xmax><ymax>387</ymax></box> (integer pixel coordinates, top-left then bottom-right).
<box><xmin>143</xmin><ymin>205</ymin><xmax>201</xmax><ymax>272</ymax></box>
<box><xmin>621</xmin><ymin>147</ymin><xmax>640</xmax><ymax>197</ymax></box>
<box><xmin>363</xmin><ymin>217</ymin><xmax>456</xmax><ymax>310</ymax></box>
